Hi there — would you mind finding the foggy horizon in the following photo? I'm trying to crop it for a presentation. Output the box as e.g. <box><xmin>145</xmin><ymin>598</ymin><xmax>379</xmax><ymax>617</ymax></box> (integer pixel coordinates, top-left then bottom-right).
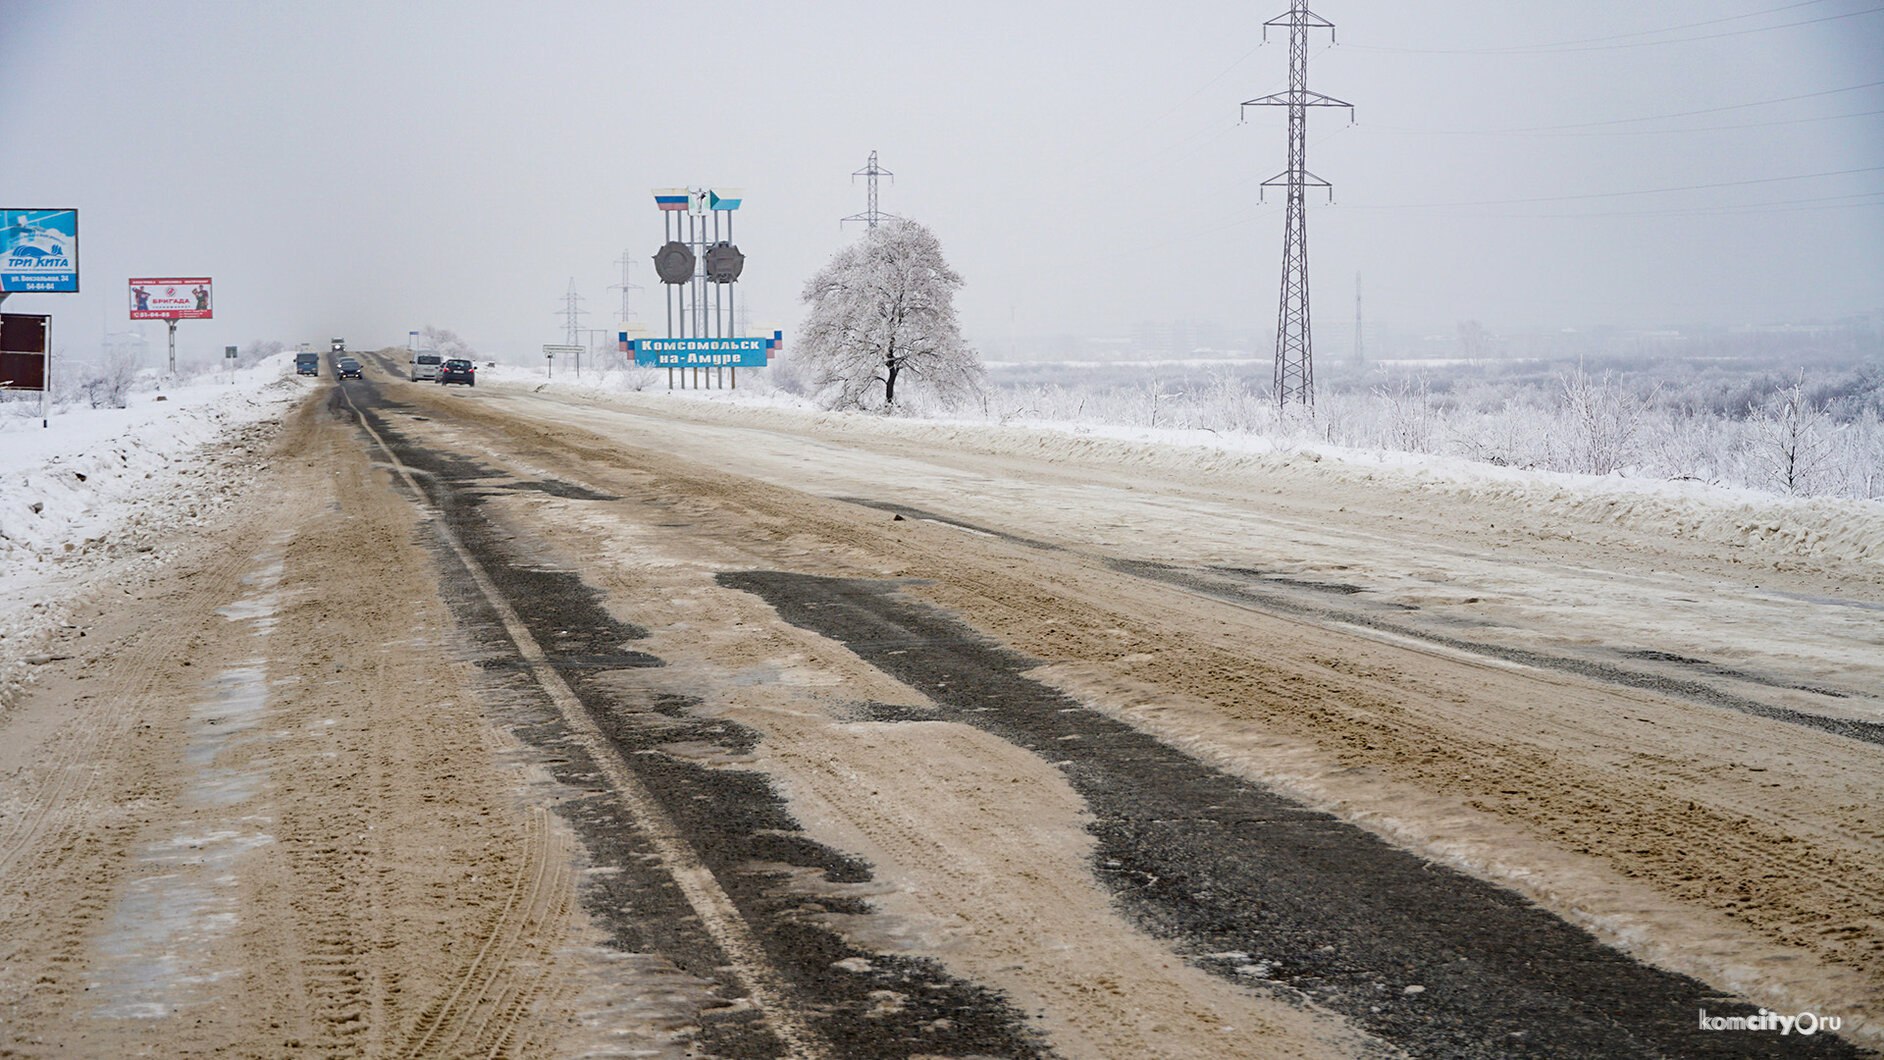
<box><xmin>5</xmin><ymin>0</ymin><xmax>1881</xmax><ymax>364</ymax></box>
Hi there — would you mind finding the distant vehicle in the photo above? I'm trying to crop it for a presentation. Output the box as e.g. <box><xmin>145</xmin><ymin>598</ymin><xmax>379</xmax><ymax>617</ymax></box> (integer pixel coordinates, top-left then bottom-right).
<box><xmin>295</xmin><ymin>353</ymin><xmax>320</xmax><ymax>376</ymax></box>
<box><xmin>330</xmin><ymin>337</ymin><xmax>346</xmax><ymax>355</ymax></box>
<box><xmin>336</xmin><ymin>357</ymin><xmax>363</xmax><ymax>379</ymax></box>
<box><xmin>410</xmin><ymin>351</ymin><xmax>442</xmax><ymax>381</ymax></box>
<box><xmin>438</xmin><ymin>358</ymin><xmax>476</xmax><ymax>386</ymax></box>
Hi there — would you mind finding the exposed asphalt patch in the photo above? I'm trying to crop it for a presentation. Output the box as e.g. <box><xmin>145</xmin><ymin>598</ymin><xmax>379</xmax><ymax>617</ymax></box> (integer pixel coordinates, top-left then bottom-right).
<box><xmin>1115</xmin><ymin>559</ymin><xmax>1884</xmax><ymax>747</ymax></box>
<box><xmin>720</xmin><ymin>570</ymin><xmax>1865</xmax><ymax>1060</ymax></box>
<box><xmin>490</xmin><ymin>477</ymin><xmax>620</xmax><ymax>501</ymax></box>
<box><xmin>820</xmin><ymin>494</ymin><xmax>1876</xmax><ymax>742</ymax></box>
<box><xmin>1623</xmin><ymin>648</ymin><xmax>1851</xmax><ymax>699</ymax></box>
<box><xmin>333</xmin><ymin>381</ymin><xmax>1045</xmax><ymax>1059</ymax></box>
<box><xmin>1211</xmin><ymin>565</ymin><xmax>1372</xmax><ymax>597</ymax></box>
<box><xmin>836</xmin><ymin>498</ymin><xmax>1066</xmax><ymax>552</ymax></box>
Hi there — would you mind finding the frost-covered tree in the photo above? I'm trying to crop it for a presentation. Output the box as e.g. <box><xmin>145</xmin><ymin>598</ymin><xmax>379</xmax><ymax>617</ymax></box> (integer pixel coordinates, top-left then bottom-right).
<box><xmin>421</xmin><ymin>326</ymin><xmax>477</xmax><ymax>361</ymax></box>
<box><xmin>1751</xmin><ymin>373</ymin><xmax>1834</xmax><ymax>495</ymax></box>
<box><xmin>797</xmin><ymin>219</ymin><xmax>982</xmax><ymax>411</ymax></box>
<box><xmin>1456</xmin><ymin>319</ymin><xmax>1492</xmax><ymax>359</ymax></box>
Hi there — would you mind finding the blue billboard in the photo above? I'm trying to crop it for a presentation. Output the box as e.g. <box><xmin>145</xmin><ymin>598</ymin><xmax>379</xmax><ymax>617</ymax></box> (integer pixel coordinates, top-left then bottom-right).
<box><xmin>631</xmin><ymin>336</ymin><xmax>770</xmax><ymax>368</ymax></box>
<box><xmin>2</xmin><ymin>209</ymin><xmax>79</xmax><ymax>293</ymax></box>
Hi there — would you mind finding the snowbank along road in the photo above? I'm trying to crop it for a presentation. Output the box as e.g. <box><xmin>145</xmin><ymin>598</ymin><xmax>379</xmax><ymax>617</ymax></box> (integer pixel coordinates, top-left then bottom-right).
<box><xmin>1</xmin><ymin>350</ymin><xmax>1879</xmax><ymax>1057</ymax></box>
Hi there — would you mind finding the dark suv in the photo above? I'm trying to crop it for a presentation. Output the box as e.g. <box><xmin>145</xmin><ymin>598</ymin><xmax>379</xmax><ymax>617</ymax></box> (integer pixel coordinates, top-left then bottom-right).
<box><xmin>438</xmin><ymin>358</ymin><xmax>476</xmax><ymax>386</ymax></box>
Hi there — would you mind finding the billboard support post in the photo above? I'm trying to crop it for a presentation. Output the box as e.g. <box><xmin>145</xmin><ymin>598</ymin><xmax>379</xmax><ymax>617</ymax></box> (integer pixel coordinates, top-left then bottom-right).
<box><xmin>167</xmin><ymin>319</ymin><xmax>178</xmax><ymax>376</ymax></box>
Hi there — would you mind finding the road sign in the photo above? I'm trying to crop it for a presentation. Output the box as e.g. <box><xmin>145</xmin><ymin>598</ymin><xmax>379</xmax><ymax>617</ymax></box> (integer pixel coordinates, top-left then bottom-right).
<box><xmin>2</xmin><ymin>209</ymin><xmax>78</xmax><ymax>293</ymax></box>
<box><xmin>225</xmin><ymin>345</ymin><xmax>238</xmax><ymax>359</ymax></box>
<box><xmin>542</xmin><ymin>344</ymin><xmax>582</xmax><ymax>358</ymax></box>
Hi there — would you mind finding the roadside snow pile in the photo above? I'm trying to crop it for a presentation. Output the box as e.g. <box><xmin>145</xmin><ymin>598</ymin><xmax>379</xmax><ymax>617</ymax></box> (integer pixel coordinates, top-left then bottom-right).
<box><xmin>0</xmin><ymin>353</ymin><xmax>307</xmax><ymax>716</ymax></box>
<box><xmin>1443</xmin><ymin>474</ymin><xmax>1884</xmax><ymax>571</ymax></box>
<box><xmin>947</xmin><ymin>416</ymin><xmax>1884</xmax><ymax>571</ymax></box>
<box><xmin>500</xmin><ymin>374</ymin><xmax>1884</xmax><ymax>574</ymax></box>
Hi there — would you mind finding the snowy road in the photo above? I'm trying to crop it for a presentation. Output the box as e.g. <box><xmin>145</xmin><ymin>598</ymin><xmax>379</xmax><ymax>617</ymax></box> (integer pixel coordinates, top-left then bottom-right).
<box><xmin>2</xmin><ymin>353</ymin><xmax>1879</xmax><ymax>1057</ymax></box>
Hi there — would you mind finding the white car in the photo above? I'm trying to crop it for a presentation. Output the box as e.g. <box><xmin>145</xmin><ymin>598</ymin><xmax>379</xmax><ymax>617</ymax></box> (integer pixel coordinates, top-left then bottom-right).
<box><xmin>409</xmin><ymin>353</ymin><xmax>442</xmax><ymax>381</ymax></box>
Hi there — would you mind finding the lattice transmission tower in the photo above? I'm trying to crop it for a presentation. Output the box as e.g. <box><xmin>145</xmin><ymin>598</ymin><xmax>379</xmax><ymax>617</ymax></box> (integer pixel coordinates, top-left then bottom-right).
<box><xmin>557</xmin><ymin>277</ymin><xmax>587</xmax><ymax>347</ymax></box>
<box><xmin>610</xmin><ymin>250</ymin><xmax>643</xmax><ymax>325</ymax></box>
<box><xmin>841</xmin><ymin>150</ymin><xmax>896</xmax><ymax>228</ymax></box>
<box><xmin>1243</xmin><ymin>3</ymin><xmax>1352</xmax><ymax>408</ymax></box>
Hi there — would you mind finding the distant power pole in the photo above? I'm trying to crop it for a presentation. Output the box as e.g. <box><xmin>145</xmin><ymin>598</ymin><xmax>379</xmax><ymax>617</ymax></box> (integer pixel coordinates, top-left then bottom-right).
<box><xmin>557</xmin><ymin>277</ymin><xmax>587</xmax><ymax>347</ymax></box>
<box><xmin>609</xmin><ymin>251</ymin><xmax>643</xmax><ymax>326</ymax></box>
<box><xmin>841</xmin><ymin>150</ymin><xmax>896</xmax><ymax>228</ymax></box>
<box><xmin>1354</xmin><ymin>271</ymin><xmax>1364</xmax><ymax>365</ymax></box>
<box><xmin>1243</xmin><ymin>2</ymin><xmax>1353</xmax><ymax>408</ymax></box>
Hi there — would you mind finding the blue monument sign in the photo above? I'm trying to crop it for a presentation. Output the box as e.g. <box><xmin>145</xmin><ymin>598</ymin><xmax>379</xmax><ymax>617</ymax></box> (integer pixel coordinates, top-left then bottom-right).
<box><xmin>2</xmin><ymin>209</ymin><xmax>79</xmax><ymax>293</ymax></box>
<box><xmin>630</xmin><ymin>336</ymin><xmax>772</xmax><ymax>368</ymax></box>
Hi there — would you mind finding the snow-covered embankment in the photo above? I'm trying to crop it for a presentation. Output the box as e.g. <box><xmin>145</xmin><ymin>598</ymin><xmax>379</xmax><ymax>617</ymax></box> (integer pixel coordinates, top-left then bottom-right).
<box><xmin>0</xmin><ymin>355</ymin><xmax>309</xmax><ymax>716</ymax></box>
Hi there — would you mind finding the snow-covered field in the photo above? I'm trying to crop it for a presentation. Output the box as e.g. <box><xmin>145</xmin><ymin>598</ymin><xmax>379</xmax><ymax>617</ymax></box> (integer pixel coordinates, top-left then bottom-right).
<box><xmin>0</xmin><ymin>354</ymin><xmax>308</xmax><ymax>714</ymax></box>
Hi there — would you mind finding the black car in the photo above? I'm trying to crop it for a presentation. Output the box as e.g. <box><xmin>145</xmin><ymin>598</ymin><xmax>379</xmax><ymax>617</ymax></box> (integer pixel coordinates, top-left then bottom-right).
<box><xmin>336</xmin><ymin>357</ymin><xmax>363</xmax><ymax>379</ymax></box>
<box><xmin>438</xmin><ymin>358</ymin><xmax>475</xmax><ymax>386</ymax></box>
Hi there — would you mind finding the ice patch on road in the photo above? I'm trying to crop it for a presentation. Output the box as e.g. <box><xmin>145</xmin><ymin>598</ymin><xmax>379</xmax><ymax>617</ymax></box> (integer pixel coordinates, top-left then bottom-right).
<box><xmin>89</xmin><ymin>828</ymin><xmax>274</xmax><ymax>1019</ymax></box>
<box><xmin>90</xmin><ymin>545</ymin><xmax>288</xmax><ymax>1018</ymax></box>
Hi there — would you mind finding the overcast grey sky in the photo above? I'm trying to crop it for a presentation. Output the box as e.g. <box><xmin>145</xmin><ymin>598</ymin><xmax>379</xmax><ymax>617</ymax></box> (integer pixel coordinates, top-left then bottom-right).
<box><xmin>5</xmin><ymin>0</ymin><xmax>1881</xmax><ymax>363</ymax></box>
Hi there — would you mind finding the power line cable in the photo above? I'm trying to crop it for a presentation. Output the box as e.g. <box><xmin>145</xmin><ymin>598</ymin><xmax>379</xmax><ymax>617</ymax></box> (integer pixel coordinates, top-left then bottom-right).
<box><xmin>1369</xmin><ymin>107</ymin><xmax>1884</xmax><ymax>138</ymax></box>
<box><xmin>1140</xmin><ymin>186</ymin><xmax>1884</xmax><ymax>252</ymax></box>
<box><xmin>1349</xmin><ymin>3</ymin><xmax>1881</xmax><ymax>55</ymax></box>
<box><xmin>1488</xmin><ymin>0</ymin><xmax>1839</xmax><ymax>48</ymax></box>
<box><xmin>1474</xmin><ymin>190</ymin><xmax>1884</xmax><ymax>219</ymax></box>
<box><xmin>1344</xmin><ymin>166</ymin><xmax>1884</xmax><ymax>210</ymax></box>
<box><xmin>1110</xmin><ymin>44</ymin><xmax>1330</xmax><ymax>172</ymax></box>
<box><xmin>1374</xmin><ymin>79</ymin><xmax>1884</xmax><ymax>135</ymax></box>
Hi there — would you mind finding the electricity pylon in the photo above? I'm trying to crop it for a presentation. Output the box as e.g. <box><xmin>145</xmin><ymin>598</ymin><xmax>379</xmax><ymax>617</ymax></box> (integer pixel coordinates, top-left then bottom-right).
<box><xmin>557</xmin><ymin>278</ymin><xmax>587</xmax><ymax>347</ymax></box>
<box><xmin>842</xmin><ymin>150</ymin><xmax>896</xmax><ymax>228</ymax></box>
<box><xmin>1243</xmin><ymin>3</ymin><xmax>1352</xmax><ymax>408</ymax></box>
<box><xmin>610</xmin><ymin>251</ymin><xmax>643</xmax><ymax>326</ymax></box>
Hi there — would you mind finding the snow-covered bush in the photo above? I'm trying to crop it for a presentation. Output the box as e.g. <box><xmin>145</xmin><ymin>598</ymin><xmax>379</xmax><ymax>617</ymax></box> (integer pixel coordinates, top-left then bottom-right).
<box><xmin>1554</xmin><ymin>367</ymin><xmax>1654</xmax><ymax>476</ymax></box>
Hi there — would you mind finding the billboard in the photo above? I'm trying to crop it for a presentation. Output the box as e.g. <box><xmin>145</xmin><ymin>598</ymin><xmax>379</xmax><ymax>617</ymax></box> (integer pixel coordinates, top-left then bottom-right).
<box><xmin>0</xmin><ymin>313</ymin><xmax>50</xmax><ymax>391</ymax></box>
<box><xmin>129</xmin><ymin>277</ymin><xmax>213</xmax><ymax>320</ymax></box>
<box><xmin>2</xmin><ymin>209</ymin><xmax>78</xmax><ymax>293</ymax></box>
